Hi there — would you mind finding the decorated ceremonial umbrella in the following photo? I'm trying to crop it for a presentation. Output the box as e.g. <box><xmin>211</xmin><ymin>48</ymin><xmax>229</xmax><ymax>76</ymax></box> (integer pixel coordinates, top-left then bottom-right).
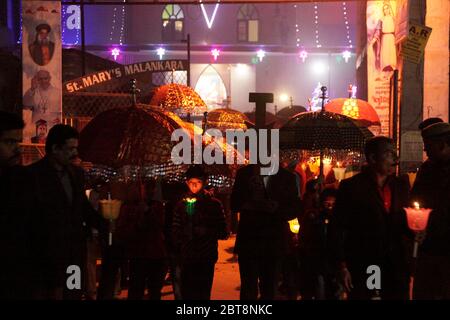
<box><xmin>280</xmin><ymin>111</ymin><xmax>373</xmax><ymax>151</ymax></box>
<box><xmin>244</xmin><ymin>111</ymin><xmax>283</xmax><ymax>129</ymax></box>
<box><xmin>205</xmin><ymin>108</ymin><xmax>249</xmax><ymax>131</ymax></box>
<box><xmin>150</xmin><ymin>83</ymin><xmax>208</xmax><ymax>116</ymax></box>
<box><xmin>276</xmin><ymin>105</ymin><xmax>307</xmax><ymax>123</ymax></box>
<box><xmin>324</xmin><ymin>98</ymin><xmax>381</xmax><ymax>128</ymax></box>
<box><xmin>79</xmin><ymin>104</ymin><xmax>188</xmax><ymax>168</ymax></box>
<box><xmin>280</xmin><ymin>87</ymin><xmax>373</xmax><ymax>182</ymax></box>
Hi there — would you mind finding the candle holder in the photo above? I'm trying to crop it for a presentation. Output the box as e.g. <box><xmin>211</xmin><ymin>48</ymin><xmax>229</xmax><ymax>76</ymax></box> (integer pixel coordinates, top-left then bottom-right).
<box><xmin>404</xmin><ymin>202</ymin><xmax>432</xmax><ymax>258</ymax></box>
<box><xmin>99</xmin><ymin>195</ymin><xmax>123</xmax><ymax>246</ymax></box>
<box><xmin>407</xmin><ymin>172</ymin><xmax>417</xmax><ymax>188</ymax></box>
<box><xmin>288</xmin><ymin>218</ymin><xmax>300</xmax><ymax>234</ymax></box>
<box><xmin>333</xmin><ymin>167</ymin><xmax>346</xmax><ymax>182</ymax></box>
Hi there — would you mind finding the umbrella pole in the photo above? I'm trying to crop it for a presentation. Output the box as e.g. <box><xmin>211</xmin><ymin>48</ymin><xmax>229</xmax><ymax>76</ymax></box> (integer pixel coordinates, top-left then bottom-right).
<box><xmin>319</xmin><ymin>149</ymin><xmax>324</xmax><ymax>191</ymax></box>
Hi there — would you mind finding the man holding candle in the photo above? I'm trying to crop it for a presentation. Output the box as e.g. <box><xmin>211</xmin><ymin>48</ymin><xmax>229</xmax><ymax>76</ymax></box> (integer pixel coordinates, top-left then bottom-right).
<box><xmin>24</xmin><ymin>125</ymin><xmax>102</xmax><ymax>299</ymax></box>
<box><xmin>411</xmin><ymin>122</ymin><xmax>450</xmax><ymax>299</ymax></box>
<box><xmin>330</xmin><ymin>136</ymin><xmax>411</xmax><ymax>300</ymax></box>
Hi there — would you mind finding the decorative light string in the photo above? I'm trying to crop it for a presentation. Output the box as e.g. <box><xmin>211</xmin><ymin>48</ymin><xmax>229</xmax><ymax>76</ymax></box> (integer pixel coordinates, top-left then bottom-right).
<box><xmin>17</xmin><ymin>1</ymin><xmax>23</xmax><ymax>44</ymax></box>
<box><xmin>199</xmin><ymin>0</ymin><xmax>220</xmax><ymax>29</ymax></box>
<box><xmin>294</xmin><ymin>4</ymin><xmax>300</xmax><ymax>48</ymax></box>
<box><xmin>62</xmin><ymin>5</ymin><xmax>67</xmax><ymax>44</ymax></box>
<box><xmin>119</xmin><ymin>0</ymin><xmax>126</xmax><ymax>45</ymax></box>
<box><xmin>342</xmin><ymin>1</ymin><xmax>352</xmax><ymax>48</ymax></box>
<box><xmin>313</xmin><ymin>2</ymin><xmax>322</xmax><ymax>48</ymax></box>
<box><xmin>62</xmin><ymin>4</ymin><xmax>81</xmax><ymax>46</ymax></box>
<box><xmin>109</xmin><ymin>6</ymin><xmax>117</xmax><ymax>42</ymax></box>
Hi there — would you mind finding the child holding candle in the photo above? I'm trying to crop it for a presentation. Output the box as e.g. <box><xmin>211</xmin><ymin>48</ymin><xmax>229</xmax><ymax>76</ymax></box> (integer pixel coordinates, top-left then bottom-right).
<box><xmin>172</xmin><ymin>165</ymin><xmax>228</xmax><ymax>300</ymax></box>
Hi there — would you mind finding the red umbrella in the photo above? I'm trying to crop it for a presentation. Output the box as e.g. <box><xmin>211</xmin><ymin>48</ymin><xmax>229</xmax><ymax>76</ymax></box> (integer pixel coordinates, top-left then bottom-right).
<box><xmin>324</xmin><ymin>98</ymin><xmax>381</xmax><ymax>127</ymax></box>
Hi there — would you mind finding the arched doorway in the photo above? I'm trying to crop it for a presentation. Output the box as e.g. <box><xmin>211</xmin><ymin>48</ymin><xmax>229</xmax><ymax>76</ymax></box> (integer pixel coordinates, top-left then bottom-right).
<box><xmin>194</xmin><ymin>65</ymin><xmax>227</xmax><ymax>110</ymax></box>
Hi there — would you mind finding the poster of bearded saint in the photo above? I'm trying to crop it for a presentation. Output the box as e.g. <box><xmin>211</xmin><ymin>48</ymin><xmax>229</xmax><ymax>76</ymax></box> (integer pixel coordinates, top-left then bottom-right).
<box><xmin>22</xmin><ymin>1</ymin><xmax>62</xmax><ymax>144</ymax></box>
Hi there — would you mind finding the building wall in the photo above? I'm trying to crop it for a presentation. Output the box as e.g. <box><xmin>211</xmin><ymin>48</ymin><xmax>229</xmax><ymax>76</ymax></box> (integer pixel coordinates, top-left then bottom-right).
<box><xmin>84</xmin><ymin>3</ymin><xmax>357</xmax><ymax>49</ymax></box>
<box><xmin>78</xmin><ymin>3</ymin><xmax>358</xmax><ymax>115</ymax></box>
<box><xmin>424</xmin><ymin>0</ymin><xmax>449</xmax><ymax>122</ymax></box>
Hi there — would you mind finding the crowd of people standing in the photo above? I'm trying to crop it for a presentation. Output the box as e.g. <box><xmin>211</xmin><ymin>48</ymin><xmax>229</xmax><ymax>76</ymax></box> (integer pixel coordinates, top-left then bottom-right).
<box><xmin>0</xmin><ymin>110</ymin><xmax>449</xmax><ymax>300</ymax></box>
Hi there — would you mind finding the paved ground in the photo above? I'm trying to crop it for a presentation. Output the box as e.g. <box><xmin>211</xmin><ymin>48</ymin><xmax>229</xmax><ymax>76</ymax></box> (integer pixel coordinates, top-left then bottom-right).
<box><xmin>116</xmin><ymin>236</ymin><xmax>241</xmax><ymax>300</ymax></box>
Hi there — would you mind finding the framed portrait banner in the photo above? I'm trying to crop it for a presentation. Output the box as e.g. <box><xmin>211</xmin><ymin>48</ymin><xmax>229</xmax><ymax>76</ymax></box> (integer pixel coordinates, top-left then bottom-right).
<box><xmin>22</xmin><ymin>0</ymin><xmax>62</xmax><ymax>144</ymax></box>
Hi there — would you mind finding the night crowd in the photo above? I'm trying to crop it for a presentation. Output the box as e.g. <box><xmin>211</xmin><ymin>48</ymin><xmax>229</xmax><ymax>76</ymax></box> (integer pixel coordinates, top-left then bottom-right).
<box><xmin>0</xmin><ymin>110</ymin><xmax>449</xmax><ymax>300</ymax></box>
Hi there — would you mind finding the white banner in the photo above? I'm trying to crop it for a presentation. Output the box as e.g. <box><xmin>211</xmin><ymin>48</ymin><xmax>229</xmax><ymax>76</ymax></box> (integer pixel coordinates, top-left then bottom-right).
<box><xmin>22</xmin><ymin>0</ymin><xmax>62</xmax><ymax>144</ymax></box>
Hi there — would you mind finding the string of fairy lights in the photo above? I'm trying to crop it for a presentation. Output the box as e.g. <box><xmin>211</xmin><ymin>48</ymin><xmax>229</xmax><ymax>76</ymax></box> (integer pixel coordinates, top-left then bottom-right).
<box><xmin>109</xmin><ymin>7</ymin><xmax>117</xmax><ymax>42</ymax></box>
<box><xmin>62</xmin><ymin>4</ymin><xmax>80</xmax><ymax>46</ymax></box>
<box><xmin>313</xmin><ymin>2</ymin><xmax>322</xmax><ymax>48</ymax></box>
<box><xmin>294</xmin><ymin>4</ymin><xmax>300</xmax><ymax>48</ymax></box>
<box><xmin>109</xmin><ymin>1</ymin><xmax>126</xmax><ymax>45</ymax></box>
<box><xmin>342</xmin><ymin>1</ymin><xmax>352</xmax><ymax>48</ymax></box>
<box><xmin>119</xmin><ymin>1</ymin><xmax>126</xmax><ymax>45</ymax></box>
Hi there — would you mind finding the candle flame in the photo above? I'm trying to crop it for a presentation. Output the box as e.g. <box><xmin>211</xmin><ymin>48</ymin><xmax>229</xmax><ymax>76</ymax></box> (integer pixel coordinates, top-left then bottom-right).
<box><xmin>413</xmin><ymin>202</ymin><xmax>420</xmax><ymax>210</ymax></box>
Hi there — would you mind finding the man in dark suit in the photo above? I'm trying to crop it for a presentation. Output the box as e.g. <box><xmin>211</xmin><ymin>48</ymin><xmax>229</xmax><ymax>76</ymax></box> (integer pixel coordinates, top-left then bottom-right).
<box><xmin>411</xmin><ymin>122</ymin><xmax>450</xmax><ymax>299</ymax></box>
<box><xmin>0</xmin><ymin>111</ymin><xmax>27</xmax><ymax>299</ymax></box>
<box><xmin>25</xmin><ymin>124</ymin><xmax>101</xmax><ymax>299</ymax></box>
<box><xmin>330</xmin><ymin>136</ymin><xmax>411</xmax><ymax>300</ymax></box>
<box><xmin>231</xmin><ymin>164</ymin><xmax>300</xmax><ymax>300</ymax></box>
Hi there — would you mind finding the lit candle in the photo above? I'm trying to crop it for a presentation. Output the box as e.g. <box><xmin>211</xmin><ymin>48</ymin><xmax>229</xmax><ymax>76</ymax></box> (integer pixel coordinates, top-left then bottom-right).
<box><xmin>404</xmin><ymin>202</ymin><xmax>432</xmax><ymax>258</ymax></box>
<box><xmin>288</xmin><ymin>218</ymin><xmax>300</xmax><ymax>234</ymax></box>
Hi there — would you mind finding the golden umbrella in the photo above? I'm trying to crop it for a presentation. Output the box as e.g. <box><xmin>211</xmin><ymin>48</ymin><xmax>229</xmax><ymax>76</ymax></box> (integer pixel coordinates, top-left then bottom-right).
<box><xmin>150</xmin><ymin>83</ymin><xmax>208</xmax><ymax>116</ymax></box>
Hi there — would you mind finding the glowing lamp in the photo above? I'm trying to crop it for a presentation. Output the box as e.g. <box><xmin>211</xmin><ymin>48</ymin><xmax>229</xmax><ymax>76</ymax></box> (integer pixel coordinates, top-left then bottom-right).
<box><xmin>333</xmin><ymin>167</ymin><xmax>346</xmax><ymax>182</ymax></box>
<box><xmin>299</xmin><ymin>50</ymin><xmax>308</xmax><ymax>63</ymax></box>
<box><xmin>405</xmin><ymin>202</ymin><xmax>431</xmax><ymax>232</ymax></box>
<box><xmin>99</xmin><ymin>199</ymin><xmax>122</xmax><ymax>220</ymax></box>
<box><xmin>257</xmin><ymin>49</ymin><xmax>265</xmax><ymax>62</ymax></box>
<box><xmin>404</xmin><ymin>202</ymin><xmax>432</xmax><ymax>257</ymax></box>
<box><xmin>323</xmin><ymin>157</ymin><xmax>333</xmax><ymax>178</ymax></box>
<box><xmin>308</xmin><ymin>157</ymin><xmax>320</xmax><ymax>175</ymax></box>
<box><xmin>211</xmin><ymin>48</ymin><xmax>220</xmax><ymax>61</ymax></box>
<box><xmin>184</xmin><ymin>197</ymin><xmax>197</xmax><ymax>216</ymax></box>
<box><xmin>156</xmin><ymin>47</ymin><xmax>166</xmax><ymax>60</ymax></box>
<box><xmin>288</xmin><ymin>218</ymin><xmax>300</xmax><ymax>234</ymax></box>
<box><xmin>111</xmin><ymin>48</ymin><xmax>120</xmax><ymax>61</ymax></box>
<box><xmin>99</xmin><ymin>194</ymin><xmax>123</xmax><ymax>246</ymax></box>
<box><xmin>342</xmin><ymin>50</ymin><xmax>352</xmax><ymax>63</ymax></box>
<box><xmin>280</xmin><ymin>94</ymin><xmax>289</xmax><ymax>103</ymax></box>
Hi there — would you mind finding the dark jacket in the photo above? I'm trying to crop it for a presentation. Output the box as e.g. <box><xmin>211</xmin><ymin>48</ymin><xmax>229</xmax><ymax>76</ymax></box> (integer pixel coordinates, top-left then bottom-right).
<box><xmin>0</xmin><ymin>166</ymin><xmax>36</xmax><ymax>299</ymax></box>
<box><xmin>26</xmin><ymin>157</ymin><xmax>101</xmax><ymax>290</ymax></box>
<box><xmin>411</xmin><ymin>159</ymin><xmax>450</xmax><ymax>256</ymax></box>
<box><xmin>330</xmin><ymin>169</ymin><xmax>411</xmax><ymax>273</ymax></box>
<box><xmin>172</xmin><ymin>190</ymin><xmax>228</xmax><ymax>263</ymax></box>
<box><xmin>119</xmin><ymin>200</ymin><xmax>167</xmax><ymax>260</ymax></box>
<box><xmin>231</xmin><ymin>165</ymin><xmax>301</xmax><ymax>258</ymax></box>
